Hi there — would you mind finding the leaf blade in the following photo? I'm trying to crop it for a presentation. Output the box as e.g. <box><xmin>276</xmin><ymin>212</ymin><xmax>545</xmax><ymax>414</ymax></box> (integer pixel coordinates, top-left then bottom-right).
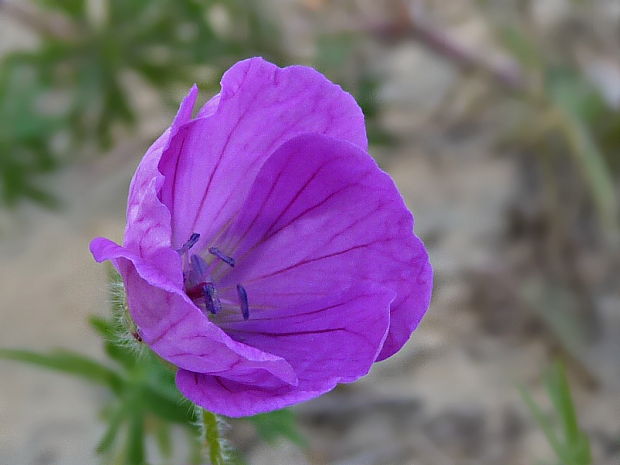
<box><xmin>0</xmin><ymin>348</ymin><xmax>124</xmax><ymax>393</ymax></box>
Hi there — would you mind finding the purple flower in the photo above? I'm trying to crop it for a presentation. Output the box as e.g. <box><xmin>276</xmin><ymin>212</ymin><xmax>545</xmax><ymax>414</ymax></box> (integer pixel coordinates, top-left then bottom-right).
<box><xmin>90</xmin><ymin>58</ymin><xmax>432</xmax><ymax>417</ymax></box>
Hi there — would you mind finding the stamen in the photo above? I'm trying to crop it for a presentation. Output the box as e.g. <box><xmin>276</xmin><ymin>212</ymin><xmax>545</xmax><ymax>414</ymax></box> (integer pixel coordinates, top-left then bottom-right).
<box><xmin>203</xmin><ymin>282</ymin><xmax>222</xmax><ymax>315</ymax></box>
<box><xmin>208</xmin><ymin>247</ymin><xmax>235</xmax><ymax>267</ymax></box>
<box><xmin>177</xmin><ymin>232</ymin><xmax>200</xmax><ymax>254</ymax></box>
<box><xmin>190</xmin><ymin>254</ymin><xmax>209</xmax><ymax>282</ymax></box>
<box><xmin>236</xmin><ymin>284</ymin><xmax>249</xmax><ymax>320</ymax></box>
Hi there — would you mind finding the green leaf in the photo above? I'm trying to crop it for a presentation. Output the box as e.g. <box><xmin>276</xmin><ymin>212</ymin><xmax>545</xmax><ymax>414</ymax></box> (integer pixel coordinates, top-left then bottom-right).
<box><xmin>498</xmin><ymin>26</ymin><xmax>543</xmax><ymax>70</ymax></box>
<box><xmin>248</xmin><ymin>408</ymin><xmax>306</xmax><ymax>447</ymax></box>
<box><xmin>89</xmin><ymin>315</ymin><xmax>115</xmax><ymax>339</ymax></box>
<box><xmin>519</xmin><ymin>385</ymin><xmax>566</xmax><ymax>461</ymax></box>
<box><xmin>572</xmin><ymin>432</ymin><xmax>592</xmax><ymax>465</ymax></box>
<box><xmin>545</xmin><ymin>363</ymin><xmax>592</xmax><ymax>465</ymax></box>
<box><xmin>545</xmin><ymin>363</ymin><xmax>580</xmax><ymax>444</ymax></box>
<box><xmin>141</xmin><ymin>386</ymin><xmax>195</xmax><ymax>424</ymax></box>
<box><xmin>154</xmin><ymin>420</ymin><xmax>173</xmax><ymax>459</ymax></box>
<box><xmin>0</xmin><ymin>348</ymin><xmax>123</xmax><ymax>393</ymax></box>
<box><xmin>89</xmin><ymin>315</ymin><xmax>139</xmax><ymax>370</ymax></box>
<box><xmin>97</xmin><ymin>401</ymin><xmax>128</xmax><ymax>454</ymax></box>
<box><xmin>548</xmin><ymin>72</ymin><xmax>619</xmax><ymax>246</ymax></box>
<box><xmin>126</xmin><ymin>411</ymin><xmax>146</xmax><ymax>465</ymax></box>
<box><xmin>33</xmin><ymin>0</ymin><xmax>85</xmax><ymax>18</ymax></box>
<box><xmin>520</xmin><ymin>362</ymin><xmax>592</xmax><ymax>465</ymax></box>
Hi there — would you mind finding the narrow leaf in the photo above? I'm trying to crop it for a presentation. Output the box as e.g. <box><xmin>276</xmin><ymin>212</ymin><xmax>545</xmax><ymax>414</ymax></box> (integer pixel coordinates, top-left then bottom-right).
<box><xmin>96</xmin><ymin>401</ymin><xmax>128</xmax><ymax>454</ymax></box>
<box><xmin>142</xmin><ymin>386</ymin><xmax>195</xmax><ymax>424</ymax></box>
<box><xmin>0</xmin><ymin>348</ymin><xmax>123</xmax><ymax>393</ymax></box>
<box><xmin>126</xmin><ymin>412</ymin><xmax>146</xmax><ymax>465</ymax></box>
<box><xmin>154</xmin><ymin>421</ymin><xmax>173</xmax><ymax>459</ymax></box>
<box><xmin>519</xmin><ymin>385</ymin><xmax>566</xmax><ymax>460</ymax></box>
<box><xmin>545</xmin><ymin>363</ymin><xmax>580</xmax><ymax>445</ymax></box>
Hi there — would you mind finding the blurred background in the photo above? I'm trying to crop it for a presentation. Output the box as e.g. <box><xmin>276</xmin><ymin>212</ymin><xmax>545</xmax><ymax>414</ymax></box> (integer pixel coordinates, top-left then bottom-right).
<box><xmin>1</xmin><ymin>0</ymin><xmax>619</xmax><ymax>464</ymax></box>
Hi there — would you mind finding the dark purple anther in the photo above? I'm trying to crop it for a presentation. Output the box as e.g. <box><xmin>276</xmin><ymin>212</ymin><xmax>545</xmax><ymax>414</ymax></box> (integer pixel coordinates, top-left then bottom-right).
<box><xmin>203</xmin><ymin>282</ymin><xmax>222</xmax><ymax>315</ymax></box>
<box><xmin>177</xmin><ymin>232</ymin><xmax>200</xmax><ymax>254</ymax></box>
<box><xmin>208</xmin><ymin>247</ymin><xmax>235</xmax><ymax>267</ymax></box>
<box><xmin>237</xmin><ymin>284</ymin><xmax>249</xmax><ymax>320</ymax></box>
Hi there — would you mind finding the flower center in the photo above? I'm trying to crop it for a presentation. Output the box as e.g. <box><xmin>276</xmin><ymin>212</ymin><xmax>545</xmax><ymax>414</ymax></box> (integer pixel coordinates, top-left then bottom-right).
<box><xmin>178</xmin><ymin>233</ymin><xmax>250</xmax><ymax>320</ymax></box>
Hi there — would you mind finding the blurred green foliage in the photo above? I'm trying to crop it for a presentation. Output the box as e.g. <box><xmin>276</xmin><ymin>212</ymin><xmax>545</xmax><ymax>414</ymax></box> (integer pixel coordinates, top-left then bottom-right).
<box><xmin>492</xmin><ymin>3</ymin><xmax>620</xmax><ymax>247</ymax></box>
<box><xmin>314</xmin><ymin>33</ymin><xmax>395</xmax><ymax>147</ymax></box>
<box><xmin>520</xmin><ymin>362</ymin><xmax>592</xmax><ymax>465</ymax></box>
<box><xmin>0</xmin><ymin>0</ymin><xmax>284</xmax><ymax>208</ymax></box>
<box><xmin>0</xmin><ymin>267</ymin><xmax>304</xmax><ymax>464</ymax></box>
<box><xmin>248</xmin><ymin>408</ymin><xmax>306</xmax><ymax>447</ymax></box>
<box><xmin>0</xmin><ymin>0</ymin><xmax>397</xmax><ymax>209</ymax></box>
<box><xmin>0</xmin><ymin>301</ymin><xmax>203</xmax><ymax>464</ymax></box>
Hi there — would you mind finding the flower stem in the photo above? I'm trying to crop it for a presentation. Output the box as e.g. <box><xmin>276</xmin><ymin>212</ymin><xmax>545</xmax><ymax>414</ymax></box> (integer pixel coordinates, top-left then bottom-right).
<box><xmin>201</xmin><ymin>409</ymin><xmax>226</xmax><ymax>465</ymax></box>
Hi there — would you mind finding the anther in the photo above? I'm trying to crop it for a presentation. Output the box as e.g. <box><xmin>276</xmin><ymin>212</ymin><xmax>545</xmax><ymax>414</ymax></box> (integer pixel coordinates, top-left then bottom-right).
<box><xmin>236</xmin><ymin>284</ymin><xmax>249</xmax><ymax>320</ymax></box>
<box><xmin>203</xmin><ymin>282</ymin><xmax>222</xmax><ymax>315</ymax></box>
<box><xmin>208</xmin><ymin>247</ymin><xmax>235</xmax><ymax>267</ymax></box>
<box><xmin>177</xmin><ymin>233</ymin><xmax>200</xmax><ymax>254</ymax></box>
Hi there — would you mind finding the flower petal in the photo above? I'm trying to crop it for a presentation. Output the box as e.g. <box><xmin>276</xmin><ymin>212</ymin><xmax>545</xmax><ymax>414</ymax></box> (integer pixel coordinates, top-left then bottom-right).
<box><xmin>89</xmin><ymin>237</ymin><xmax>297</xmax><ymax>388</ymax></box>
<box><xmin>214</xmin><ymin>134</ymin><xmax>432</xmax><ymax>361</ymax></box>
<box><xmin>157</xmin><ymin>57</ymin><xmax>368</xmax><ymax>251</ymax></box>
<box><xmin>123</xmin><ymin>85</ymin><xmax>200</xmax><ymax>264</ymax></box>
<box><xmin>377</xmin><ymin>255</ymin><xmax>432</xmax><ymax>361</ymax></box>
<box><xmin>175</xmin><ymin>284</ymin><xmax>393</xmax><ymax>417</ymax></box>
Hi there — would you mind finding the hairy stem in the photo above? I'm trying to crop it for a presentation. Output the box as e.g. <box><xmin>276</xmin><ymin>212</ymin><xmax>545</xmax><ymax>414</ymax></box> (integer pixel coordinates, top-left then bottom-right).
<box><xmin>201</xmin><ymin>409</ymin><xmax>226</xmax><ymax>465</ymax></box>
